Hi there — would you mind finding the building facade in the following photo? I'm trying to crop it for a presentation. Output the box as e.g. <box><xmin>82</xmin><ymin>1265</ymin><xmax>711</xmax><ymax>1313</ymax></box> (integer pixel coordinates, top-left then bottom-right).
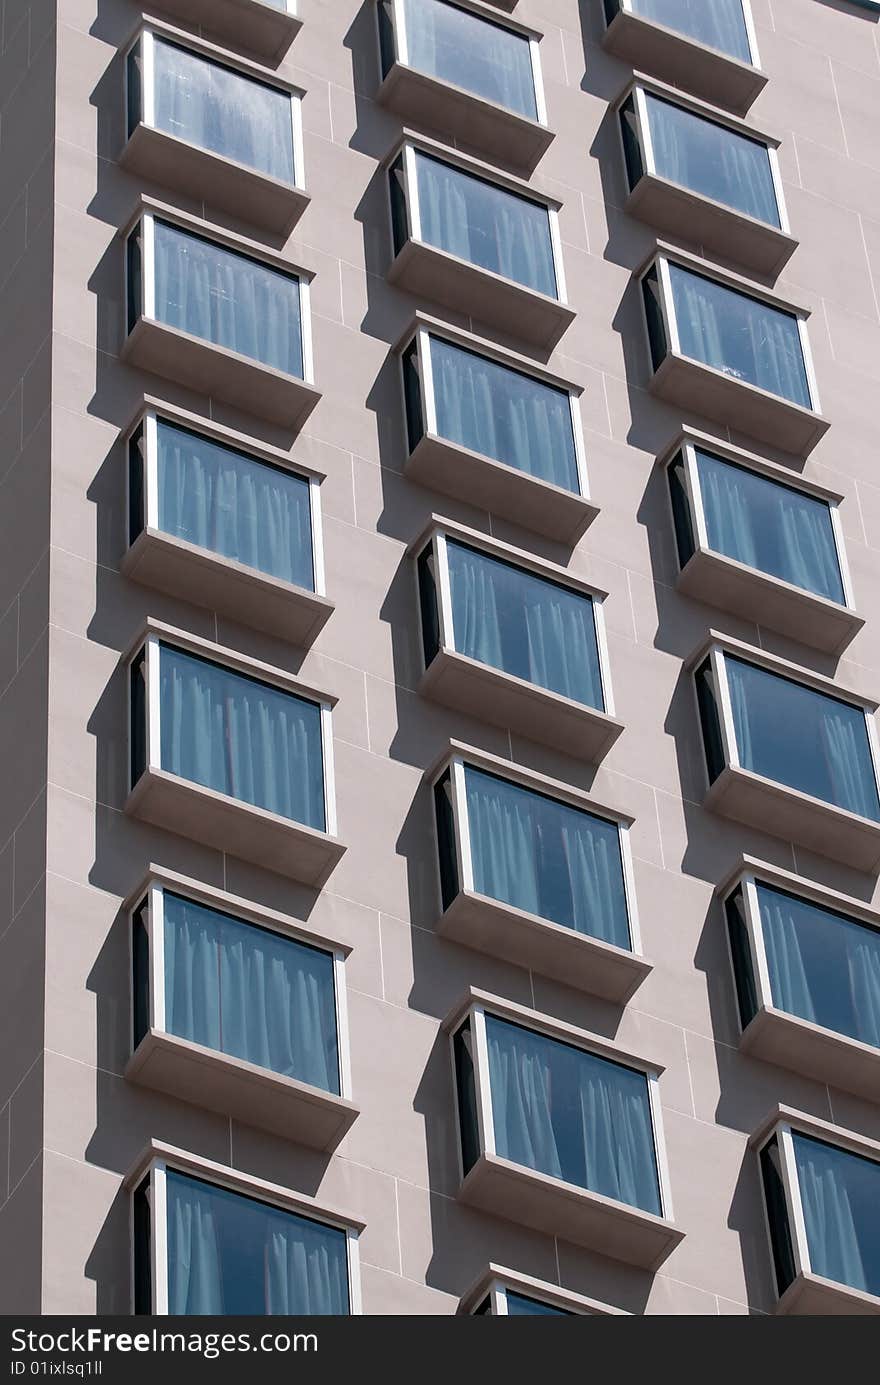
<box><xmin>2</xmin><ymin>0</ymin><xmax>880</xmax><ymax>1316</ymax></box>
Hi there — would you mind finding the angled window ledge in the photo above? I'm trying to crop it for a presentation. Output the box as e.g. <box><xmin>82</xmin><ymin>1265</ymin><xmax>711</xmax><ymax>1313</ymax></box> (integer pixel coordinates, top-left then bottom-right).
<box><xmin>602</xmin><ymin>0</ymin><xmax>767</xmax><ymax>116</ymax></box>
<box><xmin>125</xmin><ymin>868</ymin><xmax>358</xmax><ymax>1149</ymax></box>
<box><xmin>385</xmin><ymin>136</ymin><xmax>574</xmax><ymax>350</ymax></box>
<box><xmin>444</xmin><ymin>989</ymin><xmax>681</xmax><ymax>1269</ymax></box>
<box><xmin>122</xmin><ymin>204</ymin><xmax>319</xmax><ymax>430</ymax></box>
<box><xmin>398</xmin><ymin>316</ymin><xmax>595</xmax><ymax>544</ymax></box>
<box><xmin>151</xmin><ymin>0</ymin><xmax>301</xmax><ymax>66</ymax></box>
<box><xmin>125</xmin><ymin>1140</ymin><xmax>363</xmax><ymax>1315</ymax></box>
<box><xmin>123</xmin><ymin>406</ymin><xmax>333</xmax><ymax>646</ymax></box>
<box><xmin>752</xmin><ymin>1107</ymin><xmax>880</xmax><ymax>1315</ymax></box>
<box><xmin>691</xmin><ymin>634</ymin><xmax>880</xmax><ymax>872</ymax></box>
<box><xmin>615</xmin><ymin>76</ymin><xmax>795</xmax><ymax>278</ymax></box>
<box><xmin>458</xmin><ymin>1263</ymin><xmax>628</xmax><ymax>1315</ymax></box>
<box><xmin>639</xmin><ymin>246</ymin><xmax>828</xmax><ymax>458</ymax></box>
<box><xmin>121</xmin><ymin>24</ymin><xmax>308</xmax><ymax>236</ymax></box>
<box><xmin>720</xmin><ymin>857</ymin><xmax>880</xmax><ymax>1102</ymax></box>
<box><xmin>124</xmin><ymin>621</ymin><xmax>346</xmax><ymax>886</ymax></box>
<box><xmin>663</xmin><ymin>430</ymin><xmax>862</xmax><ymax>655</ymax></box>
<box><xmin>375</xmin><ymin>0</ymin><xmax>552</xmax><ymax>174</ymax></box>
<box><xmin>411</xmin><ymin>517</ymin><xmax>622</xmax><ymax>761</ymax></box>
<box><xmin>428</xmin><ymin>743</ymin><xmax>650</xmax><ymax>1003</ymax></box>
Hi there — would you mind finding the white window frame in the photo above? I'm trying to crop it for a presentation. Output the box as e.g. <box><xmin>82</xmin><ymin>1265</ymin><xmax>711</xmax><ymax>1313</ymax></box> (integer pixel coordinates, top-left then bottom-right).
<box><xmin>128</xmin><ymin>633</ymin><xmax>338</xmax><ymax>835</ymax></box>
<box><xmin>134</xmin><ymin>1157</ymin><xmax>361</xmax><ymax>1317</ymax></box>
<box><xmin>126</xmin><ymin>409</ymin><xmax>326</xmax><ymax>596</ymax></box>
<box><xmin>130</xmin><ymin>881</ymin><xmax>353</xmax><ymax>1099</ymax></box>
<box><xmin>613</xmin><ymin>0</ymin><xmax>761</xmax><ymax>68</ymax></box>
<box><xmin>451</xmin><ymin>999</ymin><xmax>673</xmax><ymax>1219</ymax></box>
<box><xmin>431</xmin><ymin>753</ymin><xmax>642</xmax><ymax>956</ymax></box>
<box><xmin>397</xmin><ymin>142</ymin><xmax>566</xmax><ymax>303</ymax></box>
<box><xmin>478</xmin><ymin>1279</ymin><xmax>574</xmax><ymax>1316</ymax></box>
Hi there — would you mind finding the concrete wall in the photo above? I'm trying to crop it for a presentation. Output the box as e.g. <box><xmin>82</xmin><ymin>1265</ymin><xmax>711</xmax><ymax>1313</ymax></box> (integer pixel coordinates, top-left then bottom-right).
<box><xmin>19</xmin><ymin>0</ymin><xmax>880</xmax><ymax>1313</ymax></box>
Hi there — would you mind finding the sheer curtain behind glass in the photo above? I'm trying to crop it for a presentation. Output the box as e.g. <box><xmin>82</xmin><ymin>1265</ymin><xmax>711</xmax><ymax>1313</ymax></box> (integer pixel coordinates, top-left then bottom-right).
<box><xmin>402</xmin><ymin>0</ymin><xmax>537</xmax><ymax>118</ymax></box>
<box><xmin>152</xmin><ymin>39</ymin><xmax>295</xmax><ymax>182</ymax></box>
<box><xmin>668</xmin><ymin>264</ymin><xmax>810</xmax><ymax>407</ymax></box>
<box><xmin>645</xmin><ymin>94</ymin><xmax>778</xmax><ymax>226</ymax></box>
<box><xmin>464</xmin><ymin>766</ymin><xmax>631</xmax><ymax>947</ymax></box>
<box><xmin>152</xmin><ymin>220</ymin><xmax>303</xmax><ymax>376</ymax></box>
<box><xmin>486</xmin><ymin>1017</ymin><xmax>661</xmax><ymax>1213</ymax></box>
<box><xmin>158</xmin><ymin>645</ymin><xmax>326</xmax><ymax>828</ymax></box>
<box><xmin>725</xmin><ymin>657</ymin><xmax>880</xmax><ymax>820</ymax></box>
<box><xmin>505</xmin><ymin>1293</ymin><xmax>571</xmax><ymax>1316</ymax></box>
<box><xmin>695</xmin><ymin>450</ymin><xmax>844</xmax><ymax>603</ymax></box>
<box><xmin>633</xmin><ymin>0</ymin><xmax>752</xmax><ymax>61</ymax></box>
<box><xmin>446</xmin><ymin>540</ymin><xmax>603</xmax><ymax>707</ymax></box>
<box><xmin>757</xmin><ymin>884</ymin><xmax>880</xmax><ymax>1049</ymax></box>
<box><xmin>430</xmin><ymin>337</ymin><xmax>579</xmax><ymax>490</ymax></box>
<box><xmin>166</xmin><ymin>1171</ymin><xmax>349</xmax><ymax>1315</ymax></box>
<box><xmin>793</xmin><ymin>1135</ymin><xmax>880</xmax><ymax>1297</ymax></box>
<box><xmin>156</xmin><ymin>420</ymin><xmax>314</xmax><ymax>589</ymax></box>
<box><xmin>162</xmin><ymin>892</ymin><xmax>339</xmax><ymax>1091</ymax></box>
<box><xmin>415</xmin><ymin>152</ymin><xmax>557</xmax><ymax>297</ymax></box>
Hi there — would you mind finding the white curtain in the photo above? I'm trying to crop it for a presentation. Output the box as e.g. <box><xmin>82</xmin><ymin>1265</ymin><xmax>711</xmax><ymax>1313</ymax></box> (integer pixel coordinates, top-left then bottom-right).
<box><xmin>794</xmin><ymin>1137</ymin><xmax>872</xmax><ymax>1294</ymax></box>
<box><xmin>637</xmin><ymin>0</ymin><xmax>752</xmax><ymax>62</ymax></box>
<box><xmin>647</xmin><ymin>93</ymin><xmax>778</xmax><ymax>226</ymax></box>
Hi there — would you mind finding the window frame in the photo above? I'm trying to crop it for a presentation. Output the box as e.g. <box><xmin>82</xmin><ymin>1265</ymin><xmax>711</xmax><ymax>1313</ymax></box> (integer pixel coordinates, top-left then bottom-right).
<box><xmin>609</xmin><ymin>0</ymin><xmax>761</xmax><ymax>68</ymax></box>
<box><xmin>130</xmin><ymin>1150</ymin><xmax>362</xmax><ymax>1316</ymax></box>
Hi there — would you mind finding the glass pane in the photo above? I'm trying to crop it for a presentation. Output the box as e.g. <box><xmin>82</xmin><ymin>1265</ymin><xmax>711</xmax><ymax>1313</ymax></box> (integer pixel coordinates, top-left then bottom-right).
<box><xmin>152</xmin><ymin>38</ymin><xmax>295</xmax><ymax>183</ymax></box>
<box><xmin>152</xmin><ymin>220</ymin><xmax>303</xmax><ymax>377</ymax></box>
<box><xmin>506</xmin><ymin>1291</ymin><xmax>572</xmax><ymax>1316</ymax></box>
<box><xmin>630</xmin><ymin>0</ymin><xmax>752</xmax><ymax>62</ymax></box>
<box><xmin>793</xmin><ymin>1133</ymin><xmax>880</xmax><ymax>1297</ymax></box>
<box><xmin>667</xmin><ymin>263</ymin><xmax>811</xmax><ymax>407</ymax></box>
<box><xmin>414</xmin><ymin>151</ymin><xmax>557</xmax><ymax>298</ymax></box>
<box><xmin>694</xmin><ymin>449</ymin><xmax>844</xmax><ymax>603</ymax></box>
<box><xmin>724</xmin><ymin>886</ymin><xmax>758</xmax><ymax>1030</ymax></box>
<box><xmin>429</xmin><ymin>336</ymin><xmax>579</xmax><ymax>491</ymax></box>
<box><xmin>485</xmin><ymin>1015</ymin><xmax>661</xmax><ymax>1214</ymax></box>
<box><xmin>165</xmin><ymin>1170</ymin><xmax>349</xmax><ymax>1315</ymax></box>
<box><xmin>644</xmin><ymin>93</ymin><xmax>778</xmax><ymax>226</ymax></box>
<box><xmin>454</xmin><ymin>1021</ymin><xmax>480</xmax><ymax>1176</ymax></box>
<box><xmin>725</xmin><ymin>656</ymin><xmax>880</xmax><ymax>820</ymax></box>
<box><xmin>155</xmin><ymin>418</ymin><xmax>314</xmax><ymax>589</ymax></box>
<box><xmin>162</xmin><ymin>891</ymin><xmax>339</xmax><ymax>1092</ymax></box>
<box><xmin>446</xmin><ymin>540</ymin><xmax>604</xmax><ymax>708</ymax></box>
<box><xmin>464</xmin><ymin>766</ymin><xmax>631</xmax><ymax>948</ymax></box>
<box><xmin>760</xmin><ymin>1137</ymin><xmax>796</xmax><ymax>1297</ymax></box>
<box><xmin>756</xmin><ymin>883</ymin><xmax>880</xmax><ymax>1050</ymax></box>
<box><xmin>158</xmin><ymin>644</ymin><xmax>326</xmax><ymax>829</ymax></box>
<box><xmin>402</xmin><ymin>0</ymin><xmax>537</xmax><ymax>119</ymax></box>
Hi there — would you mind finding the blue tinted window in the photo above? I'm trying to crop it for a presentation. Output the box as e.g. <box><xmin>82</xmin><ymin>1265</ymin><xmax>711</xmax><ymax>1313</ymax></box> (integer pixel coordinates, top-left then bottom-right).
<box><xmin>485</xmin><ymin>1016</ymin><xmax>661</xmax><ymax>1214</ymax></box>
<box><xmin>725</xmin><ymin>656</ymin><xmax>880</xmax><ymax>820</ymax></box>
<box><xmin>430</xmin><ymin>337</ymin><xmax>579</xmax><ymax>492</ymax></box>
<box><xmin>165</xmin><ymin>1171</ymin><xmax>349</xmax><ymax>1314</ymax></box>
<box><xmin>694</xmin><ymin>449</ymin><xmax>844</xmax><ymax>603</ymax></box>
<box><xmin>401</xmin><ymin>0</ymin><xmax>537</xmax><ymax>119</ymax></box>
<box><xmin>464</xmin><ymin>766</ymin><xmax>631</xmax><ymax>948</ymax></box>
<box><xmin>158</xmin><ymin>644</ymin><xmax>325</xmax><ymax>828</ymax></box>
<box><xmin>446</xmin><ymin>540</ymin><xmax>603</xmax><ymax>708</ymax></box>
<box><xmin>162</xmin><ymin>892</ymin><xmax>339</xmax><ymax>1091</ymax></box>
<box><xmin>155</xmin><ymin>419</ymin><xmax>314</xmax><ymax>589</ymax></box>
<box><xmin>506</xmin><ymin>1291</ymin><xmax>572</xmax><ymax>1316</ymax></box>
<box><xmin>793</xmin><ymin>1134</ymin><xmax>880</xmax><ymax>1298</ymax></box>
<box><xmin>668</xmin><ymin>263</ymin><xmax>811</xmax><ymax>407</ymax></box>
<box><xmin>414</xmin><ymin>152</ymin><xmax>557</xmax><ymax>298</ymax></box>
<box><xmin>644</xmin><ymin>93</ymin><xmax>778</xmax><ymax>226</ymax></box>
<box><xmin>631</xmin><ymin>0</ymin><xmax>752</xmax><ymax>62</ymax></box>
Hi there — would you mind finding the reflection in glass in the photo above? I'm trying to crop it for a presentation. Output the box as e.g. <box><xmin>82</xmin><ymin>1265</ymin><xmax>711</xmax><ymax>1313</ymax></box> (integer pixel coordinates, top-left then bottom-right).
<box><xmin>401</xmin><ymin>0</ymin><xmax>537</xmax><ymax>119</ymax></box>
<box><xmin>793</xmin><ymin>1134</ymin><xmax>880</xmax><ymax>1298</ymax></box>
<box><xmin>626</xmin><ymin>0</ymin><xmax>752</xmax><ymax>62</ymax></box>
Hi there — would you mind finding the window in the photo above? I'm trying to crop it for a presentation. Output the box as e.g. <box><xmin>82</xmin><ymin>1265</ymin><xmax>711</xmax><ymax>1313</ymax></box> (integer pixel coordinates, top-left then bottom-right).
<box><xmin>475</xmin><ymin>1285</ymin><xmax>573</xmax><ymax>1315</ymax></box>
<box><xmin>403</xmin><ymin>329</ymin><xmax>582</xmax><ymax>493</ymax></box>
<box><xmin>127</xmin><ymin>32</ymin><xmax>300</xmax><ymax>185</ymax></box>
<box><xmin>390</xmin><ymin>147</ymin><xmax>559</xmax><ymax>299</ymax></box>
<box><xmin>133</xmin><ymin>886</ymin><xmax>343</xmax><ymax>1092</ymax></box>
<box><xmin>127</xmin><ymin>214</ymin><xmax>307</xmax><ymax>378</ymax></box>
<box><xmin>620</xmin><ymin>88</ymin><xmax>780</xmax><ymax>227</ymax></box>
<box><xmin>418</xmin><ymin>533</ymin><xmax>606</xmax><ymax>708</ymax></box>
<box><xmin>130</xmin><ymin>637</ymin><xmax>330</xmax><ymax>830</ymax></box>
<box><xmin>726</xmin><ymin>879</ymin><xmax>880</xmax><ymax>1050</ymax></box>
<box><xmin>606</xmin><ymin>0</ymin><xmax>755</xmax><ymax>63</ymax></box>
<box><xmin>668</xmin><ymin>445</ymin><xmax>846</xmax><ymax>605</ymax></box>
<box><xmin>643</xmin><ymin>258</ymin><xmax>814</xmax><ymax>409</ymax></box>
<box><xmin>454</xmin><ymin>1010</ymin><xmax>663</xmax><ymax>1215</ymax></box>
<box><xmin>129</xmin><ymin>415</ymin><xmax>318</xmax><ymax>590</ymax></box>
<box><xmin>134</xmin><ymin>1165</ymin><xmax>353</xmax><ymax>1314</ymax></box>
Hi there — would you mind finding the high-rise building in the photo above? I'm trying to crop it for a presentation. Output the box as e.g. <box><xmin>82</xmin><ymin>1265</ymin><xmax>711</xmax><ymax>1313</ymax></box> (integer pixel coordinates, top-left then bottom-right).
<box><xmin>2</xmin><ymin>0</ymin><xmax>880</xmax><ymax>1317</ymax></box>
